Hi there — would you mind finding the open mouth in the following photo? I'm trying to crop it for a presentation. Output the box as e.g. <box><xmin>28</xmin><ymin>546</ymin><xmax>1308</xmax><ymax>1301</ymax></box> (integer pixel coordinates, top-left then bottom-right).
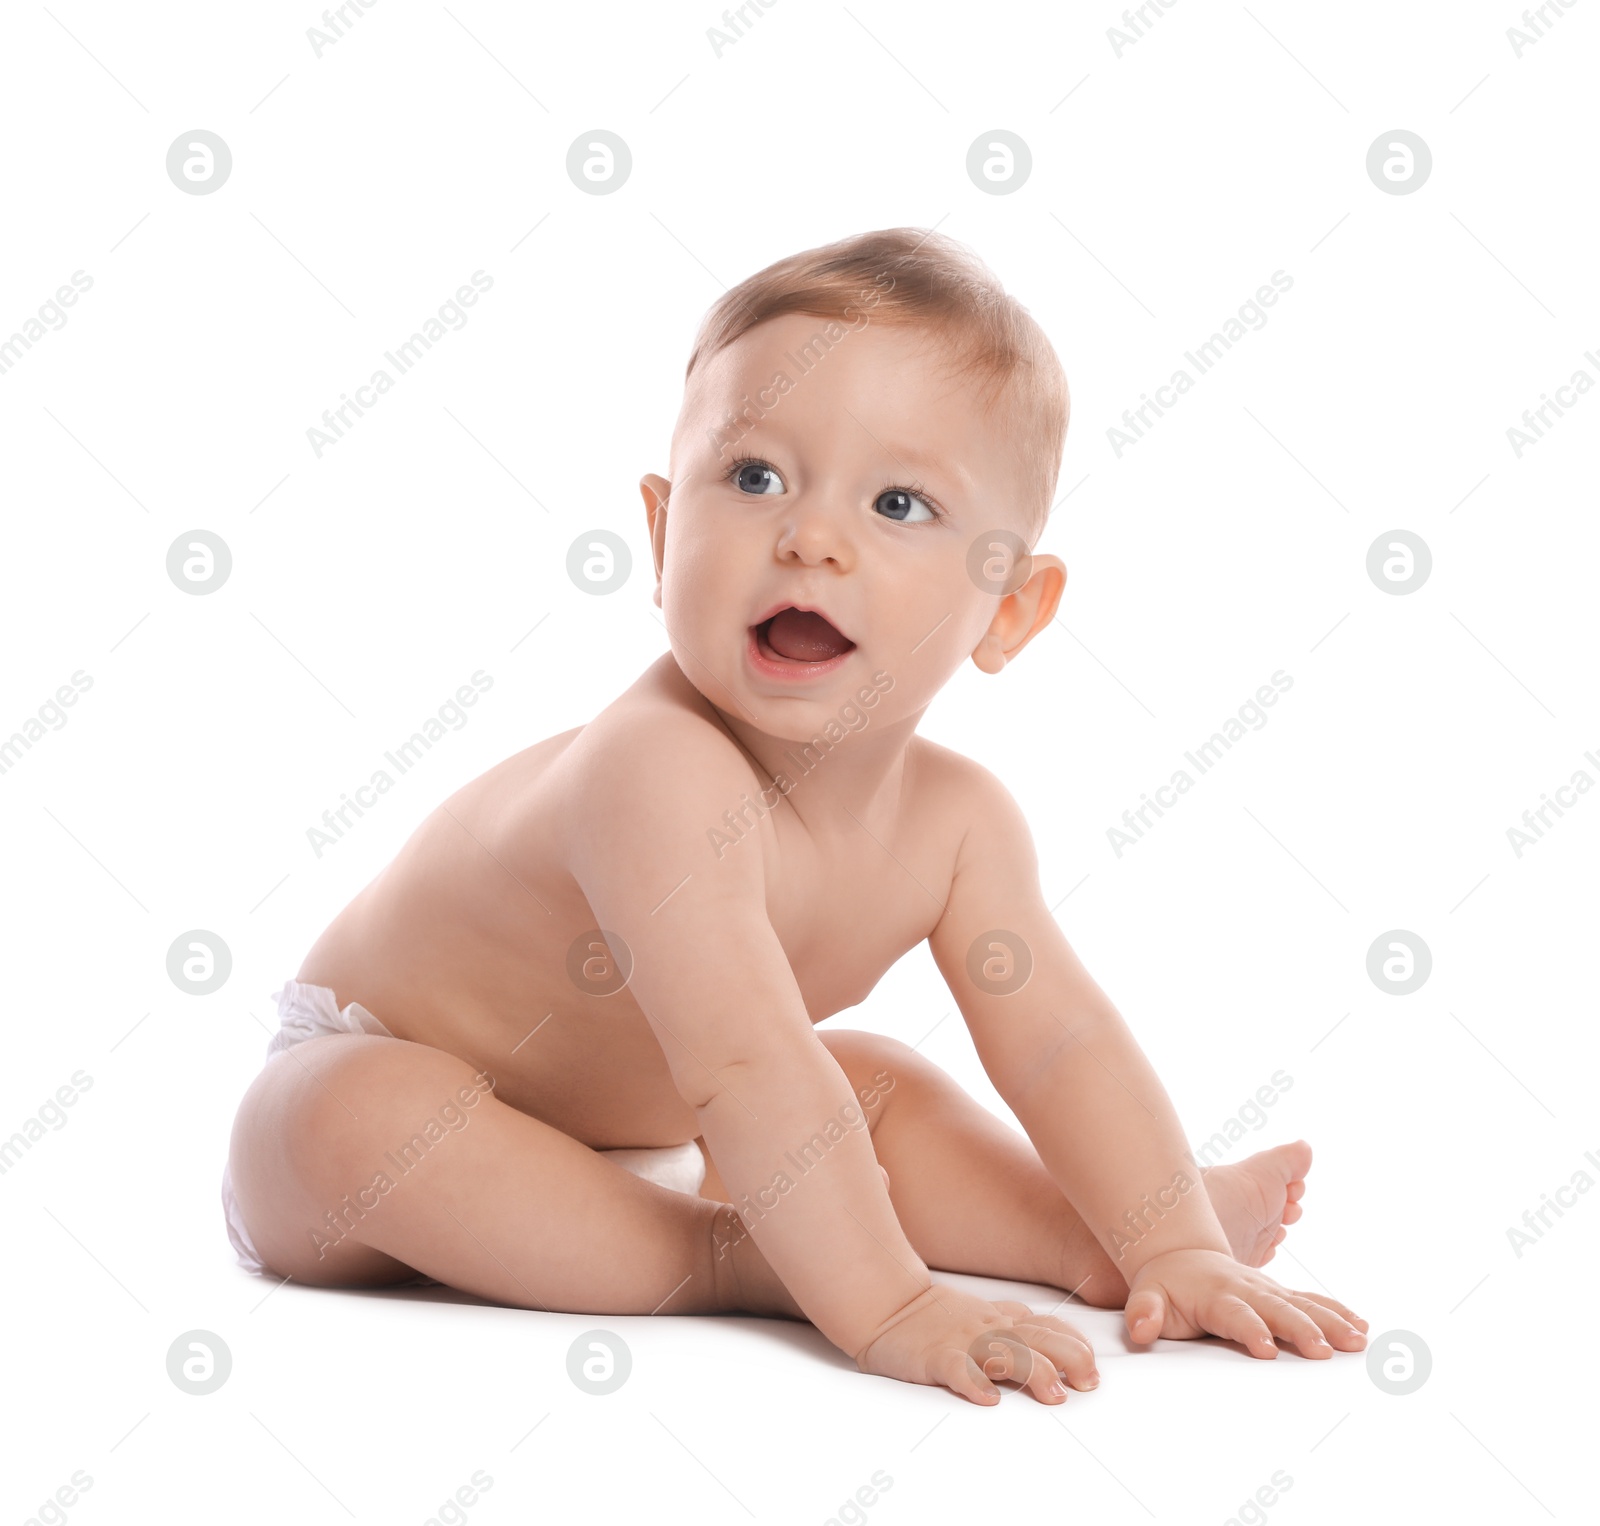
<box><xmin>749</xmin><ymin>606</ymin><xmax>857</xmax><ymax>670</ymax></box>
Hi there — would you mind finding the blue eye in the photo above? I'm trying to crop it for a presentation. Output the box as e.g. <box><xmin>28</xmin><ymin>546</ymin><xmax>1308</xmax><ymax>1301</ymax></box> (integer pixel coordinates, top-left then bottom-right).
<box><xmin>874</xmin><ymin>488</ymin><xmax>935</xmax><ymax>523</ymax></box>
<box><xmin>723</xmin><ymin>456</ymin><xmax>942</xmax><ymax>522</ymax></box>
<box><xmin>730</xmin><ymin>460</ymin><xmax>784</xmax><ymax>495</ymax></box>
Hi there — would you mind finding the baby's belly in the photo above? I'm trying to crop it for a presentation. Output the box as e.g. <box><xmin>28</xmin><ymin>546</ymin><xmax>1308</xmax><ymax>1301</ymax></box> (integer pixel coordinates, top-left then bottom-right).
<box><xmin>297</xmin><ymin>870</ymin><xmax>702</xmax><ymax>1148</ymax></box>
<box><xmin>351</xmin><ymin>968</ymin><xmax>703</xmax><ymax>1149</ymax></box>
<box><xmin>486</xmin><ymin>1018</ymin><xmax>704</xmax><ymax>1148</ymax></box>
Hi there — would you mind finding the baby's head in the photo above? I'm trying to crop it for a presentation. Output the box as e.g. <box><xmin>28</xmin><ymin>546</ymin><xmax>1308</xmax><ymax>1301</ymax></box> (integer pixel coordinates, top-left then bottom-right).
<box><xmin>641</xmin><ymin>227</ymin><xmax>1069</xmax><ymax>737</ymax></box>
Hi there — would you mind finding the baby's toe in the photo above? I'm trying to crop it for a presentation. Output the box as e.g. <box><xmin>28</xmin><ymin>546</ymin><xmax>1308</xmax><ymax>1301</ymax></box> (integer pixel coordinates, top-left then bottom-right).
<box><xmin>1281</xmin><ymin>1200</ymin><xmax>1303</xmax><ymax>1226</ymax></box>
<box><xmin>1279</xmin><ymin>1141</ymin><xmax>1313</xmax><ymax>1183</ymax></box>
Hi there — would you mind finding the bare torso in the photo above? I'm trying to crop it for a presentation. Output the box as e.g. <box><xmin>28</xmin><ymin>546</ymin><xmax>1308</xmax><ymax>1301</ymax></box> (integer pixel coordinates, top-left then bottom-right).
<box><xmin>295</xmin><ymin>655</ymin><xmax>962</xmax><ymax>1149</ymax></box>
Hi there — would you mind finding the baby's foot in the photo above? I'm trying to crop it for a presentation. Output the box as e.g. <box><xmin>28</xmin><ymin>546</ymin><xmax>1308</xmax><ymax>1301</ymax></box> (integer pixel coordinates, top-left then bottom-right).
<box><xmin>1201</xmin><ymin>1140</ymin><xmax>1312</xmax><ymax>1267</ymax></box>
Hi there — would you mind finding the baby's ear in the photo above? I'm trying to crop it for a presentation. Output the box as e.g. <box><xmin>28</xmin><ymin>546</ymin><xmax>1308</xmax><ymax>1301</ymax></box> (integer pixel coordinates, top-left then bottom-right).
<box><xmin>639</xmin><ymin>473</ymin><xmax>670</xmax><ymax>521</ymax></box>
<box><xmin>970</xmin><ymin>553</ymin><xmax>1067</xmax><ymax>673</ymax></box>
<box><xmin>639</xmin><ymin>474</ymin><xmax>671</xmax><ymax>602</ymax></box>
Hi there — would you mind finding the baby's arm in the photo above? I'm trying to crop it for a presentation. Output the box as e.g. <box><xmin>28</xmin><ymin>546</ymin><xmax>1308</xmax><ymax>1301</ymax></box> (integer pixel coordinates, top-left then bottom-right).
<box><xmin>557</xmin><ymin>715</ymin><xmax>933</xmax><ymax>1358</ymax></box>
<box><xmin>929</xmin><ymin>762</ymin><xmax>1364</xmax><ymax>1359</ymax></box>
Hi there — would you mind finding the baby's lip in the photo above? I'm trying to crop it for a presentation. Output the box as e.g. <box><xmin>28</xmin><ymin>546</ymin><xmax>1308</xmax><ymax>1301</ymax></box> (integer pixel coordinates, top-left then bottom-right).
<box><xmin>749</xmin><ymin>600</ymin><xmax>854</xmax><ymax>645</ymax></box>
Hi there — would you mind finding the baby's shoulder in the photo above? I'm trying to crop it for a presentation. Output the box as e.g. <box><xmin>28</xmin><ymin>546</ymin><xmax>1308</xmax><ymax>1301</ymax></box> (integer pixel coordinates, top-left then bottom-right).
<box><xmin>554</xmin><ymin>658</ymin><xmax>754</xmax><ymax>818</ymax></box>
<box><xmin>907</xmin><ymin>737</ymin><xmax>1031</xmax><ymax>861</ymax></box>
<box><xmin>908</xmin><ymin>735</ymin><xmax>1012</xmax><ymax>814</ymax></box>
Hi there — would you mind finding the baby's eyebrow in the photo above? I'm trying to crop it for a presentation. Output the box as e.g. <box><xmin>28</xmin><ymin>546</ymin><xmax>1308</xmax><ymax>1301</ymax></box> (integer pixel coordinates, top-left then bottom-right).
<box><xmin>840</xmin><ymin>421</ymin><xmax>970</xmax><ymax>493</ymax></box>
<box><xmin>872</xmin><ymin>441</ymin><xmax>941</xmax><ymax>474</ymax></box>
<box><xmin>871</xmin><ymin>443</ymin><xmax>972</xmax><ymax>497</ymax></box>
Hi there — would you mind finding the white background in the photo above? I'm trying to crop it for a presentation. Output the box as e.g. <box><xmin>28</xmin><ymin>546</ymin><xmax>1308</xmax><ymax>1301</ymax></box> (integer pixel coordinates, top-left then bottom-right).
<box><xmin>2</xmin><ymin>1</ymin><xmax>1595</xmax><ymax>1522</ymax></box>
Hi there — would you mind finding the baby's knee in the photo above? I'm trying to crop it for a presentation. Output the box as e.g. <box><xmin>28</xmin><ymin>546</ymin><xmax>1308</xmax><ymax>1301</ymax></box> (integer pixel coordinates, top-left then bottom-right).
<box><xmin>821</xmin><ymin>1028</ymin><xmax>949</xmax><ymax>1098</ymax></box>
<box><xmin>232</xmin><ymin>1035</ymin><xmax>495</xmax><ymax>1281</ymax></box>
<box><xmin>818</xmin><ymin>1029</ymin><xmax>917</xmax><ymax>1097</ymax></box>
<box><xmin>275</xmin><ymin>1035</ymin><xmax>491</xmax><ymax>1191</ymax></box>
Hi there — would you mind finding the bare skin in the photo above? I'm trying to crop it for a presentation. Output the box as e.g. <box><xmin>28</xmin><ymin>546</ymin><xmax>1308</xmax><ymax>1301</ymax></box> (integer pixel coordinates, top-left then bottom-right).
<box><xmin>228</xmin><ymin>308</ymin><xmax>1365</xmax><ymax>1406</ymax></box>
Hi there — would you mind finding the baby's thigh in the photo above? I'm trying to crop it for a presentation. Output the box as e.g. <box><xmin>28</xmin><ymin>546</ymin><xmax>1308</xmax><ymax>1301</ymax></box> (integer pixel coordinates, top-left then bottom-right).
<box><xmin>227</xmin><ymin>1032</ymin><xmax>486</xmax><ymax>1285</ymax></box>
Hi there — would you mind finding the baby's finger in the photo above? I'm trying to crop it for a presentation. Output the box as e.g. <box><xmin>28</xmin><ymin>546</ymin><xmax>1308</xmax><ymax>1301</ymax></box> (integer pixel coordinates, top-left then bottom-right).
<box><xmin>1283</xmin><ymin>1287</ymin><xmax>1368</xmax><ymax>1332</ymax></box>
<box><xmin>1124</xmin><ymin>1286</ymin><xmax>1168</xmax><ymax>1345</ymax></box>
<box><xmin>1205</xmin><ymin>1294</ymin><xmax>1278</xmax><ymax>1359</ymax></box>
<box><xmin>1015</xmin><ymin>1310</ymin><xmax>1096</xmax><ymax>1351</ymax></box>
<box><xmin>1252</xmin><ymin>1294</ymin><xmax>1332</xmax><ymax>1359</ymax></box>
<box><xmin>1017</xmin><ymin>1341</ymin><xmax>1073</xmax><ymax>1405</ymax></box>
<box><xmin>945</xmin><ymin>1345</ymin><xmax>1004</xmax><ymax>1405</ymax></box>
<box><xmin>1283</xmin><ymin>1293</ymin><xmax>1367</xmax><ymax>1351</ymax></box>
<box><xmin>1014</xmin><ymin>1321</ymin><xmax>1099</xmax><ymax>1391</ymax></box>
<box><xmin>965</xmin><ymin>1332</ymin><xmax>1064</xmax><ymax>1405</ymax></box>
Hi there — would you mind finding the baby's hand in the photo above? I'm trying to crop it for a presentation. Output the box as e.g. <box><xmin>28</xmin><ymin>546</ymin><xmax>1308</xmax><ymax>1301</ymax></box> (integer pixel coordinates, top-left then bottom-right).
<box><xmin>1124</xmin><ymin>1248</ymin><xmax>1368</xmax><ymax>1359</ymax></box>
<box><xmin>854</xmin><ymin>1284</ymin><xmax>1098</xmax><ymax>1405</ymax></box>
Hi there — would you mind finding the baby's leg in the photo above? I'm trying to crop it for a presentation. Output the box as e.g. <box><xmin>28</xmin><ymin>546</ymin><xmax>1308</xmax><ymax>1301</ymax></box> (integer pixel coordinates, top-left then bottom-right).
<box><xmin>814</xmin><ymin>1030</ymin><xmax>1314</xmax><ymax>1310</ymax></box>
<box><xmin>226</xmin><ymin>1033</ymin><xmax>795</xmax><ymax>1317</ymax></box>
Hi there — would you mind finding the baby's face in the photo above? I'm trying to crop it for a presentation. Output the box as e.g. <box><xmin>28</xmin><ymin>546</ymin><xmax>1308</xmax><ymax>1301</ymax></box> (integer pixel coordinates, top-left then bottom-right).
<box><xmin>643</xmin><ymin>311</ymin><xmax>1054</xmax><ymax>738</ymax></box>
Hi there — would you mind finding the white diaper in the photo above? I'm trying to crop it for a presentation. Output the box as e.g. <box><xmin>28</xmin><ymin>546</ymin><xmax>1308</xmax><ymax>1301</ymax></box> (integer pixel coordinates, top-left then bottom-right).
<box><xmin>221</xmin><ymin>979</ymin><xmax>707</xmax><ymax>1280</ymax></box>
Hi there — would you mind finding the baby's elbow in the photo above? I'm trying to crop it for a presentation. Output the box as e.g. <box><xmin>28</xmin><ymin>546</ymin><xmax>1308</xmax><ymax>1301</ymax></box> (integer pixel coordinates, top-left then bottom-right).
<box><xmin>675</xmin><ymin>1054</ymin><xmax>760</xmax><ymax>1114</ymax></box>
<box><xmin>676</xmin><ymin>1042</ymin><xmax>814</xmax><ymax>1114</ymax></box>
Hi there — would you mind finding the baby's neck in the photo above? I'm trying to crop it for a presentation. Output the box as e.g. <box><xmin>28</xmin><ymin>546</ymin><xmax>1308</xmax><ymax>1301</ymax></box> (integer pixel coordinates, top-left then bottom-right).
<box><xmin>717</xmin><ymin>706</ymin><xmax>925</xmax><ymax>834</ymax></box>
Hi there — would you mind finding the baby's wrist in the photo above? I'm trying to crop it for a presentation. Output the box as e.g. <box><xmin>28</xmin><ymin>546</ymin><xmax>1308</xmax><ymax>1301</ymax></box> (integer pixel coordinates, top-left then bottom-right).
<box><xmin>1119</xmin><ymin>1234</ymin><xmax>1231</xmax><ymax>1284</ymax></box>
<box><xmin>849</xmin><ymin>1281</ymin><xmax>940</xmax><ymax>1367</ymax></box>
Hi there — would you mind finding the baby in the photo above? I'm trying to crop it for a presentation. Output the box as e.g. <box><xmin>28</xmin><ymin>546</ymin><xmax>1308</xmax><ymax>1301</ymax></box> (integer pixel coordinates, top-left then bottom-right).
<box><xmin>224</xmin><ymin>227</ymin><xmax>1366</xmax><ymax>1404</ymax></box>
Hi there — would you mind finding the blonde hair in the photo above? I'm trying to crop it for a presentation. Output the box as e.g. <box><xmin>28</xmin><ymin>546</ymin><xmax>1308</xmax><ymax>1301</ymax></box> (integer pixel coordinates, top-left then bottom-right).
<box><xmin>682</xmin><ymin>227</ymin><xmax>1068</xmax><ymax>539</ymax></box>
